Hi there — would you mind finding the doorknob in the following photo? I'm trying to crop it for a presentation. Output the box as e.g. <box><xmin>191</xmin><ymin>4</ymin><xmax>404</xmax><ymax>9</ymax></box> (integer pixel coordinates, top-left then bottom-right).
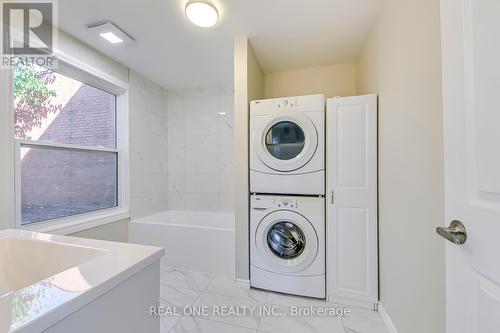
<box><xmin>436</xmin><ymin>220</ymin><xmax>467</xmax><ymax>244</ymax></box>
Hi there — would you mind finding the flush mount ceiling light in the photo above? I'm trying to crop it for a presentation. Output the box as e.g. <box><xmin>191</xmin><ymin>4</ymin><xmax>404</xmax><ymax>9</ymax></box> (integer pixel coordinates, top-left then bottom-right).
<box><xmin>100</xmin><ymin>32</ymin><xmax>123</xmax><ymax>44</ymax></box>
<box><xmin>88</xmin><ymin>22</ymin><xmax>135</xmax><ymax>45</ymax></box>
<box><xmin>185</xmin><ymin>0</ymin><xmax>219</xmax><ymax>28</ymax></box>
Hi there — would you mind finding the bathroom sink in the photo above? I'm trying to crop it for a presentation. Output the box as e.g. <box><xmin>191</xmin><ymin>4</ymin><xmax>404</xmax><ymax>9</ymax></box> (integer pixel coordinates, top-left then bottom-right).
<box><xmin>0</xmin><ymin>229</ymin><xmax>164</xmax><ymax>333</ymax></box>
<box><xmin>0</xmin><ymin>237</ymin><xmax>106</xmax><ymax>297</ymax></box>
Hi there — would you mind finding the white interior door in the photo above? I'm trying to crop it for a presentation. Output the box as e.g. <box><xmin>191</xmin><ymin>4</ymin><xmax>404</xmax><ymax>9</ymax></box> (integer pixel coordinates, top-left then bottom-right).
<box><xmin>326</xmin><ymin>95</ymin><xmax>378</xmax><ymax>309</ymax></box>
<box><xmin>441</xmin><ymin>0</ymin><xmax>500</xmax><ymax>332</ymax></box>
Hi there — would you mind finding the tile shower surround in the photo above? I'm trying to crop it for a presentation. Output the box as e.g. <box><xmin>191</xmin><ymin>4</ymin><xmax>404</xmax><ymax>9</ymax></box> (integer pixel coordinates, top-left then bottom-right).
<box><xmin>129</xmin><ymin>71</ymin><xmax>169</xmax><ymax>219</ymax></box>
<box><xmin>129</xmin><ymin>76</ymin><xmax>234</xmax><ymax>218</ymax></box>
<box><xmin>165</xmin><ymin>84</ymin><xmax>234</xmax><ymax>213</ymax></box>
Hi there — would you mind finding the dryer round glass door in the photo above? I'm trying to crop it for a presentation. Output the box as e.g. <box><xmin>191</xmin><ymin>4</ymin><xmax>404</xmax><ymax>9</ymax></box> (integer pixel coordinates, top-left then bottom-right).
<box><xmin>255</xmin><ymin>210</ymin><xmax>318</xmax><ymax>274</ymax></box>
<box><xmin>265</xmin><ymin>122</ymin><xmax>305</xmax><ymax>160</ymax></box>
<box><xmin>254</xmin><ymin>112</ymin><xmax>318</xmax><ymax>172</ymax></box>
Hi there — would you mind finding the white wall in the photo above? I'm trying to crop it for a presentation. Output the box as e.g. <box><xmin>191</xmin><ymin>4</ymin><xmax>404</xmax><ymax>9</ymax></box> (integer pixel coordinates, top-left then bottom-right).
<box><xmin>356</xmin><ymin>0</ymin><xmax>445</xmax><ymax>332</ymax></box>
<box><xmin>264</xmin><ymin>62</ymin><xmax>357</xmax><ymax>99</ymax></box>
<box><xmin>129</xmin><ymin>70</ymin><xmax>169</xmax><ymax>220</ymax></box>
<box><xmin>234</xmin><ymin>37</ymin><xmax>265</xmax><ymax>280</ymax></box>
<box><xmin>165</xmin><ymin>84</ymin><xmax>235</xmax><ymax>213</ymax></box>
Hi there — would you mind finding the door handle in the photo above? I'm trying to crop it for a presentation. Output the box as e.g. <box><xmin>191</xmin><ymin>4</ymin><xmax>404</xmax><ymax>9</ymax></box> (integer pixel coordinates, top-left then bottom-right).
<box><xmin>436</xmin><ymin>220</ymin><xmax>467</xmax><ymax>244</ymax></box>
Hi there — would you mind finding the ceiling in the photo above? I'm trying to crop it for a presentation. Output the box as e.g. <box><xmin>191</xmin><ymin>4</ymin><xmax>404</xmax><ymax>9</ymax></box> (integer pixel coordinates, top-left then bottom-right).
<box><xmin>58</xmin><ymin>0</ymin><xmax>383</xmax><ymax>89</ymax></box>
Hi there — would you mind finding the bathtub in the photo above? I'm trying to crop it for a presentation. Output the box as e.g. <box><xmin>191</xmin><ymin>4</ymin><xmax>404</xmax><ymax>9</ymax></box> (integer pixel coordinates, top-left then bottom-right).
<box><xmin>129</xmin><ymin>210</ymin><xmax>235</xmax><ymax>276</ymax></box>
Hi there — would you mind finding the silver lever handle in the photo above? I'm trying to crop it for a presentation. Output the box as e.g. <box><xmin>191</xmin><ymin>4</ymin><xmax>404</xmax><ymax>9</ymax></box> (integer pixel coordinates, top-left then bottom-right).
<box><xmin>436</xmin><ymin>220</ymin><xmax>467</xmax><ymax>244</ymax></box>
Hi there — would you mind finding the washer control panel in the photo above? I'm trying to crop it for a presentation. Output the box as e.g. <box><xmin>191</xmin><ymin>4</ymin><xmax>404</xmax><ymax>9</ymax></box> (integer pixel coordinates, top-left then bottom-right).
<box><xmin>275</xmin><ymin>198</ymin><xmax>298</xmax><ymax>209</ymax></box>
<box><xmin>251</xmin><ymin>195</ymin><xmax>301</xmax><ymax>210</ymax></box>
<box><xmin>251</xmin><ymin>195</ymin><xmax>324</xmax><ymax>218</ymax></box>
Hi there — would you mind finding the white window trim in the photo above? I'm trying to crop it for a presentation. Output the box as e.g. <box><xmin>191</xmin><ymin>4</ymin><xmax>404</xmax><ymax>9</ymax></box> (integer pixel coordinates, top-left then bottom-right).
<box><xmin>0</xmin><ymin>67</ymin><xmax>15</xmax><ymax>230</ymax></box>
<box><xmin>12</xmin><ymin>52</ymin><xmax>130</xmax><ymax>235</ymax></box>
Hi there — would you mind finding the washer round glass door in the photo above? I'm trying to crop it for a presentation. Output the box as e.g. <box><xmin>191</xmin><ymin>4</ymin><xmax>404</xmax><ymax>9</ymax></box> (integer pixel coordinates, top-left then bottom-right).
<box><xmin>255</xmin><ymin>211</ymin><xmax>318</xmax><ymax>274</ymax></box>
<box><xmin>267</xmin><ymin>221</ymin><xmax>306</xmax><ymax>259</ymax></box>
<box><xmin>254</xmin><ymin>112</ymin><xmax>318</xmax><ymax>172</ymax></box>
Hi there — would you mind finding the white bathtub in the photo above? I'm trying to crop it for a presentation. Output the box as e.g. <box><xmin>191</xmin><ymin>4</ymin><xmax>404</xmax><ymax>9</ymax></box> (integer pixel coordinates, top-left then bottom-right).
<box><xmin>129</xmin><ymin>211</ymin><xmax>235</xmax><ymax>276</ymax></box>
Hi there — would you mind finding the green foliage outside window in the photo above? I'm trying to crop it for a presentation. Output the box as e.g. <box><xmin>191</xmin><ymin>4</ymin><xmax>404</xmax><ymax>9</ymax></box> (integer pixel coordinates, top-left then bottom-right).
<box><xmin>13</xmin><ymin>59</ymin><xmax>62</xmax><ymax>139</ymax></box>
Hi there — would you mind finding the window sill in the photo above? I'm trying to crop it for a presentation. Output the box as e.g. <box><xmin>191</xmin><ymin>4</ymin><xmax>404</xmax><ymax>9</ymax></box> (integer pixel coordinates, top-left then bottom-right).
<box><xmin>18</xmin><ymin>209</ymin><xmax>130</xmax><ymax>235</ymax></box>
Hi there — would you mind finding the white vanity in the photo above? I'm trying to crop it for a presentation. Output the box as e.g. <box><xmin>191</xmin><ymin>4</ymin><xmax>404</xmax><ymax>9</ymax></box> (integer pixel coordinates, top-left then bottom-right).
<box><xmin>0</xmin><ymin>229</ymin><xmax>164</xmax><ymax>333</ymax></box>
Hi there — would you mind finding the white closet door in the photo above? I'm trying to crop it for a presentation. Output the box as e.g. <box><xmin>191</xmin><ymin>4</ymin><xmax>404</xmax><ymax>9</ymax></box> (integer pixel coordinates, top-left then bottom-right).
<box><xmin>326</xmin><ymin>95</ymin><xmax>378</xmax><ymax>309</ymax></box>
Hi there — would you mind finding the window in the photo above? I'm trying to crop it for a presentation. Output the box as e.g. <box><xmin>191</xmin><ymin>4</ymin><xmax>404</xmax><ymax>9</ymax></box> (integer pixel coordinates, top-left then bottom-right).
<box><xmin>13</xmin><ymin>58</ymin><xmax>127</xmax><ymax>227</ymax></box>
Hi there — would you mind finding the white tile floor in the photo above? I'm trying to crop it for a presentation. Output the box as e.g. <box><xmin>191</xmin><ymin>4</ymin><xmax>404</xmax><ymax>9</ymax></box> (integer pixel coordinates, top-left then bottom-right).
<box><xmin>159</xmin><ymin>265</ymin><xmax>389</xmax><ymax>333</ymax></box>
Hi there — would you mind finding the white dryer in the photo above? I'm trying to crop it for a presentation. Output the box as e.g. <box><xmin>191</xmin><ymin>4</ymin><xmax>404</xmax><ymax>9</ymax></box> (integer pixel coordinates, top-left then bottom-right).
<box><xmin>250</xmin><ymin>94</ymin><xmax>325</xmax><ymax>195</ymax></box>
<box><xmin>250</xmin><ymin>194</ymin><xmax>325</xmax><ymax>298</ymax></box>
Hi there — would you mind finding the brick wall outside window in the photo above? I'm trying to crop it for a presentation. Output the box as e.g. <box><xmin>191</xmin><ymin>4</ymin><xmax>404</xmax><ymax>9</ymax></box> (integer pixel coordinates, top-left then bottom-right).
<box><xmin>17</xmin><ymin>72</ymin><xmax>118</xmax><ymax>224</ymax></box>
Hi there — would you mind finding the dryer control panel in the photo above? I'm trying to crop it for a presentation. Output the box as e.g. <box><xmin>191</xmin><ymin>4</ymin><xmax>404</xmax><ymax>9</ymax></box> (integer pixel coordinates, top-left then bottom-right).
<box><xmin>274</xmin><ymin>97</ymin><xmax>298</xmax><ymax>109</ymax></box>
<box><xmin>250</xmin><ymin>94</ymin><xmax>325</xmax><ymax>115</ymax></box>
<box><xmin>252</xmin><ymin>97</ymin><xmax>298</xmax><ymax>110</ymax></box>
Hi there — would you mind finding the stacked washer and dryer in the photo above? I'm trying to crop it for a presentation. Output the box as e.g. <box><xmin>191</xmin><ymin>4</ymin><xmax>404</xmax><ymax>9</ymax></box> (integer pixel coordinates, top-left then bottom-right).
<box><xmin>249</xmin><ymin>95</ymin><xmax>326</xmax><ymax>298</ymax></box>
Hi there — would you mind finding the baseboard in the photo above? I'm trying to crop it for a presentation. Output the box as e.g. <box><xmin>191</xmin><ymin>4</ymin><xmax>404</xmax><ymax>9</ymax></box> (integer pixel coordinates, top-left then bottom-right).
<box><xmin>235</xmin><ymin>278</ymin><xmax>250</xmax><ymax>289</ymax></box>
<box><xmin>378</xmin><ymin>302</ymin><xmax>398</xmax><ymax>333</ymax></box>
<box><xmin>328</xmin><ymin>295</ymin><xmax>377</xmax><ymax>310</ymax></box>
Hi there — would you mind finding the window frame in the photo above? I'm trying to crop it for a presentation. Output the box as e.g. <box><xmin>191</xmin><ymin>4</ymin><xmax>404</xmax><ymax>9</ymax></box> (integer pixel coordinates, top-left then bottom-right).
<box><xmin>12</xmin><ymin>52</ymin><xmax>130</xmax><ymax>235</ymax></box>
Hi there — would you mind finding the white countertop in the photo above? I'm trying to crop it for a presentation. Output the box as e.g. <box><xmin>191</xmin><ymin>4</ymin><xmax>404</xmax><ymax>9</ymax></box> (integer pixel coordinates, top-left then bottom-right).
<box><xmin>0</xmin><ymin>229</ymin><xmax>164</xmax><ymax>333</ymax></box>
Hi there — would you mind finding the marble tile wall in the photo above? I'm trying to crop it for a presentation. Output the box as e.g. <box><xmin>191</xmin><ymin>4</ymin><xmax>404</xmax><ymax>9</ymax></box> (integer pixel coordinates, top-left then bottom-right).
<box><xmin>129</xmin><ymin>70</ymin><xmax>169</xmax><ymax>219</ymax></box>
<box><xmin>165</xmin><ymin>83</ymin><xmax>234</xmax><ymax>213</ymax></box>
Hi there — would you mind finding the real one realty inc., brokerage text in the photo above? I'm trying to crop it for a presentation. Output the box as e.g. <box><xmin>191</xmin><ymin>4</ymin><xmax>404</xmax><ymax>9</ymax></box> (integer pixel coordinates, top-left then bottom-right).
<box><xmin>150</xmin><ymin>305</ymin><xmax>351</xmax><ymax>318</ymax></box>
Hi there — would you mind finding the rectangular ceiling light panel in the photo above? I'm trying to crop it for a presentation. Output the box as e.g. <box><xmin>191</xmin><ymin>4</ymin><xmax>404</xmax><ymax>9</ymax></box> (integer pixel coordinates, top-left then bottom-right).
<box><xmin>88</xmin><ymin>22</ymin><xmax>134</xmax><ymax>45</ymax></box>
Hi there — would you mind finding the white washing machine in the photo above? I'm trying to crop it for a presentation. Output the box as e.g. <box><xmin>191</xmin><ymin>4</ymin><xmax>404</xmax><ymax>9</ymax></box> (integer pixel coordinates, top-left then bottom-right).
<box><xmin>250</xmin><ymin>94</ymin><xmax>325</xmax><ymax>195</ymax></box>
<box><xmin>250</xmin><ymin>194</ymin><xmax>325</xmax><ymax>298</ymax></box>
